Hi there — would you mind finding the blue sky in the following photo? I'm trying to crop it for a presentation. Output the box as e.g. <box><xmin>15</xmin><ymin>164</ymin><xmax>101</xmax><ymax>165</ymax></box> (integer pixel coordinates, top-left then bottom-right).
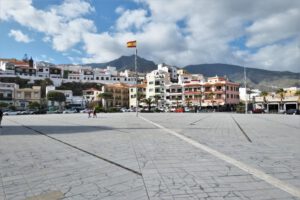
<box><xmin>0</xmin><ymin>0</ymin><xmax>299</xmax><ymax>72</ymax></box>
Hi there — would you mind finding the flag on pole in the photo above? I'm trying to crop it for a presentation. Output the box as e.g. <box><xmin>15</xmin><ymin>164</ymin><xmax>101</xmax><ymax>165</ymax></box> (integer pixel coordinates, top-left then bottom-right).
<box><xmin>127</xmin><ymin>40</ymin><xmax>137</xmax><ymax>48</ymax></box>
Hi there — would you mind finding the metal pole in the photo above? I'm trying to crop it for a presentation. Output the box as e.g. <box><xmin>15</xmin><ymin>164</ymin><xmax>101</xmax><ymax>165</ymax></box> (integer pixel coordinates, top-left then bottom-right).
<box><xmin>135</xmin><ymin>48</ymin><xmax>138</xmax><ymax>117</ymax></box>
<box><xmin>244</xmin><ymin>66</ymin><xmax>247</xmax><ymax>114</ymax></box>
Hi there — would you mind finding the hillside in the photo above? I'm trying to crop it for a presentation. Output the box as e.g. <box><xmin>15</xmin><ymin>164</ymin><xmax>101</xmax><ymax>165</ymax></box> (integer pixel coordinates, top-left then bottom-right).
<box><xmin>184</xmin><ymin>64</ymin><xmax>300</xmax><ymax>91</ymax></box>
<box><xmin>84</xmin><ymin>55</ymin><xmax>157</xmax><ymax>72</ymax></box>
<box><xmin>83</xmin><ymin>56</ymin><xmax>299</xmax><ymax>91</ymax></box>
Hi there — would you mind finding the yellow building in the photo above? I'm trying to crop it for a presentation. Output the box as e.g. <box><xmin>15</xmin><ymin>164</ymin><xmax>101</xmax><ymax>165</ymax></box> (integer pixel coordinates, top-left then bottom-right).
<box><xmin>14</xmin><ymin>86</ymin><xmax>41</xmax><ymax>109</ymax></box>
<box><xmin>102</xmin><ymin>83</ymin><xmax>129</xmax><ymax>108</ymax></box>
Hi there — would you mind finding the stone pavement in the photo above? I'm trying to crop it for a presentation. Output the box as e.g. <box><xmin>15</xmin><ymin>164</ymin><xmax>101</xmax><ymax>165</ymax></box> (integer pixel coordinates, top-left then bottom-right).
<box><xmin>0</xmin><ymin>113</ymin><xmax>299</xmax><ymax>200</ymax></box>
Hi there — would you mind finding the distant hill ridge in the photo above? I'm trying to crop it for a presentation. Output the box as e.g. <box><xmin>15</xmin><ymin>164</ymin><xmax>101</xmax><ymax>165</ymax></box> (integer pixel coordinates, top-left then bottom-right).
<box><xmin>81</xmin><ymin>55</ymin><xmax>300</xmax><ymax>91</ymax></box>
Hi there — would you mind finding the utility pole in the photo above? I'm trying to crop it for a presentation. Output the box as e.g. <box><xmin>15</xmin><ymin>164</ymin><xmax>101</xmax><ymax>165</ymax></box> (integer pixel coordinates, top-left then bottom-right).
<box><xmin>244</xmin><ymin>66</ymin><xmax>247</xmax><ymax>114</ymax></box>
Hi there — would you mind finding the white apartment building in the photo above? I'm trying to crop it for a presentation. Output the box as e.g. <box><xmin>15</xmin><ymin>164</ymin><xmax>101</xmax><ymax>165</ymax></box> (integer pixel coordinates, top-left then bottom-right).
<box><xmin>46</xmin><ymin>86</ymin><xmax>73</xmax><ymax>104</ymax></box>
<box><xmin>0</xmin><ymin>82</ymin><xmax>18</xmax><ymax>104</ymax></box>
<box><xmin>178</xmin><ymin>73</ymin><xmax>204</xmax><ymax>84</ymax></box>
<box><xmin>146</xmin><ymin>70</ymin><xmax>171</xmax><ymax>102</ymax></box>
<box><xmin>165</xmin><ymin>84</ymin><xmax>183</xmax><ymax>107</ymax></box>
<box><xmin>158</xmin><ymin>63</ymin><xmax>178</xmax><ymax>82</ymax></box>
<box><xmin>239</xmin><ymin>88</ymin><xmax>261</xmax><ymax>102</ymax></box>
<box><xmin>129</xmin><ymin>84</ymin><xmax>146</xmax><ymax>108</ymax></box>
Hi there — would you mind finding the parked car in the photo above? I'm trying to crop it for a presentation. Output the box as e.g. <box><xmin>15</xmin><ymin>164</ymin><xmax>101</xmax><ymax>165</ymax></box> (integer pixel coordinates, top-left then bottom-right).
<box><xmin>286</xmin><ymin>109</ymin><xmax>300</xmax><ymax>115</ymax></box>
<box><xmin>32</xmin><ymin>109</ymin><xmax>47</xmax><ymax>114</ymax></box>
<box><xmin>3</xmin><ymin>111</ymin><xmax>21</xmax><ymax>115</ymax></box>
<box><xmin>80</xmin><ymin>109</ymin><xmax>91</xmax><ymax>113</ymax></box>
<box><xmin>252</xmin><ymin>109</ymin><xmax>265</xmax><ymax>114</ymax></box>
<box><xmin>63</xmin><ymin>109</ymin><xmax>77</xmax><ymax>114</ymax></box>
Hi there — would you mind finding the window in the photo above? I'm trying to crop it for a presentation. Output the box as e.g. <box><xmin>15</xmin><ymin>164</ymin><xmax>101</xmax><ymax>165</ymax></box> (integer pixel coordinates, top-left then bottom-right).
<box><xmin>149</xmin><ymin>81</ymin><xmax>154</xmax><ymax>85</ymax></box>
<box><xmin>96</xmin><ymin>77</ymin><xmax>99</xmax><ymax>80</ymax></box>
<box><xmin>106</xmin><ymin>77</ymin><xmax>109</xmax><ymax>80</ymax></box>
<box><xmin>155</xmin><ymin>88</ymin><xmax>160</xmax><ymax>93</ymax></box>
<box><xmin>131</xmin><ymin>89</ymin><xmax>134</xmax><ymax>92</ymax></box>
<box><xmin>149</xmin><ymin>89</ymin><xmax>153</xmax><ymax>92</ymax></box>
<box><xmin>231</xmin><ymin>94</ymin><xmax>233</xmax><ymax>98</ymax></box>
<box><xmin>226</xmin><ymin>94</ymin><xmax>229</xmax><ymax>98</ymax></box>
<box><xmin>101</xmin><ymin>77</ymin><xmax>104</xmax><ymax>80</ymax></box>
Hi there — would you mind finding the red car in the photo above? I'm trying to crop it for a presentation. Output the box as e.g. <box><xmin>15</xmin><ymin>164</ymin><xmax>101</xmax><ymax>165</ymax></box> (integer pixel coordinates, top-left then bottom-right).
<box><xmin>252</xmin><ymin>109</ymin><xmax>265</xmax><ymax>113</ymax></box>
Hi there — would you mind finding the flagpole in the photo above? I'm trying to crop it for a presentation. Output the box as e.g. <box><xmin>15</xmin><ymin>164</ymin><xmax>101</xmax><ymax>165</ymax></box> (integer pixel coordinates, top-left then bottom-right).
<box><xmin>244</xmin><ymin>66</ymin><xmax>247</xmax><ymax>114</ymax></box>
<box><xmin>135</xmin><ymin>47</ymin><xmax>138</xmax><ymax>117</ymax></box>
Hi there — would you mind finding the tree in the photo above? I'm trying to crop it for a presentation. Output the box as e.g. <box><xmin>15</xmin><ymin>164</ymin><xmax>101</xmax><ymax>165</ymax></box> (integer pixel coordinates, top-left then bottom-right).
<box><xmin>47</xmin><ymin>91</ymin><xmax>66</xmax><ymax>111</ymax></box>
<box><xmin>260</xmin><ymin>91</ymin><xmax>268</xmax><ymax>110</ymax></box>
<box><xmin>197</xmin><ymin>93</ymin><xmax>203</xmax><ymax>108</ymax></box>
<box><xmin>34</xmin><ymin>78</ymin><xmax>53</xmax><ymax>98</ymax></box>
<box><xmin>175</xmin><ymin>96</ymin><xmax>180</xmax><ymax>108</ymax></box>
<box><xmin>143</xmin><ymin>98</ymin><xmax>154</xmax><ymax>111</ymax></box>
<box><xmin>276</xmin><ymin>88</ymin><xmax>286</xmax><ymax>110</ymax></box>
<box><xmin>0</xmin><ymin>102</ymin><xmax>8</xmax><ymax>108</ymax></box>
<box><xmin>98</xmin><ymin>92</ymin><xmax>113</xmax><ymax>111</ymax></box>
<box><xmin>28</xmin><ymin>102</ymin><xmax>40</xmax><ymax>110</ymax></box>
<box><xmin>137</xmin><ymin>92</ymin><xmax>146</xmax><ymax>108</ymax></box>
<box><xmin>208</xmin><ymin>92</ymin><xmax>215</xmax><ymax>108</ymax></box>
<box><xmin>296</xmin><ymin>90</ymin><xmax>300</xmax><ymax>105</ymax></box>
<box><xmin>185</xmin><ymin>97</ymin><xmax>191</xmax><ymax>108</ymax></box>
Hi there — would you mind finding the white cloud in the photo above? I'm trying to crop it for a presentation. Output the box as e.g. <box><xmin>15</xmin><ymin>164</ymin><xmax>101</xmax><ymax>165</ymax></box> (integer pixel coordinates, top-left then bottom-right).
<box><xmin>246</xmin><ymin>8</ymin><xmax>300</xmax><ymax>47</ymax></box>
<box><xmin>1</xmin><ymin>0</ymin><xmax>96</xmax><ymax>51</ymax></box>
<box><xmin>116</xmin><ymin>9</ymin><xmax>149</xmax><ymax>31</ymax></box>
<box><xmin>1</xmin><ymin>0</ymin><xmax>300</xmax><ymax>72</ymax></box>
<box><xmin>8</xmin><ymin>29</ymin><xmax>32</xmax><ymax>43</ymax></box>
<box><xmin>50</xmin><ymin>0</ymin><xmax>95</xmax><ymax>20</ymax></box>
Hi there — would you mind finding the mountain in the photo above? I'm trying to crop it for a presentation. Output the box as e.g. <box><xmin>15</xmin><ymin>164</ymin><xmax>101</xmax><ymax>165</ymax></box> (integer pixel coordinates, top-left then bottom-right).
<box><xmin>184</xmin><ymin>63</ymin><xmax>300</xmax><ymax>91</ymax></box>
<box><xmin>83</xmin><ymin>56</ymin><xmax>299</xmax><ymax>91</ymax></box>
<box><xmin>84</xmin><ymin>55</ymin><xmax>157</xmax><ymax>72</ymax></box>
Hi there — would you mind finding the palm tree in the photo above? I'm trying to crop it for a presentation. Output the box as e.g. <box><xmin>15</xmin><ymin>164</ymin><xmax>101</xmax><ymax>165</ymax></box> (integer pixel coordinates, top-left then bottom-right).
<box><xmin>276</xmin><ymin>88</ymin><xmax>286</xmax><ymax>110</ymax></box>
<box><xmin>295</xmin><ymin>90</ymin><xmax>300</xmax><ymax>107</ymax></box>
<box><xmin>175</xmin><ymin>96</ymin><xmax>180</xmax><ymax>108</ymax></box>
<box><xmin>185</xmin><ymin>97</ymin><xmax>191</xmax><ymax>108</ymax></box>
<box><xmin>98</xmin><ymin>92</ymin><xmax>113</xmax><ymax>111</ymax></box>
<box><xmin>143</xmin><ymin>98</ymin><xmax>154</xmax><ymax>111</ymax></box>
<box><xmin>208</xmin><ymin>92</ymin><xmax>215</xmax><ymax>108</ymax></box>
<box><xmin>153</xmin><ymin>95</ymin><xmax>161</xmax><ymax>109</ymax></box>
<box><xmin>260</xmin><ymin>91</ymin><xmax>268</xmax><ymax>111</ymax></box>
<box><xmin>137</xmin><ymin>92</ymin><xmax>146</xmax><ymax>108</ymax></box>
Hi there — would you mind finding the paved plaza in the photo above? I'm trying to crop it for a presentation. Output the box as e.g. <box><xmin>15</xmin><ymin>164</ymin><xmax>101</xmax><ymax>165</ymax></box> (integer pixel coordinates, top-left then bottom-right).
<box><xmin>0</xmin><ymin>113</ymin><xmax>299</xmax><ymax>200</ymax></box>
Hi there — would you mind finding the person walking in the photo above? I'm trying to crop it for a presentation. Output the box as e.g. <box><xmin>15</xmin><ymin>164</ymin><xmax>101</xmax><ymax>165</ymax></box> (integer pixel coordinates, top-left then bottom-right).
<box><xmin>93</xmin><ymin>108</ymin><xmax>97</xmax><ymax>118</ymax></box>
<box><xmin>88</xmin><ymin>109</ymin><xmax>92</xmax><ymax>118</ymax></box>
<box><xmin>0</xmin><ymin>109</ymin><xmax>3</xmax><ymax>128</ymax></box>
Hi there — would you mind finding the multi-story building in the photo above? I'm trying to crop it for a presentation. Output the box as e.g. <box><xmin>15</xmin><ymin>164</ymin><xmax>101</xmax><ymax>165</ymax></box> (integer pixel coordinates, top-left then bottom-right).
<box><xmin>180</xmin><ymin>76</ymin><xmax>240</xmax><ymax>109</ymax></box>
<box><xmin>146</xmin><ymin>70</ymin><xmax>170</xmax><ymax>100</ymax></box>
<box><xmin>158</xmin><ymin>63</ymin><xmax>178</xmax><ymax>82</ymax></box>
<box><xmin>46</xmin><ymin>86</ymin><xmax>73</xmax><ymax>104</ymax></box>
<box><xmin>102</xmin><ymin>83</ymin><xmax>129</xmax><ymax>108</ymax></box>
<box><xmin>14</xmin><ymin>85</ymin><xmax>41</xmax><ymax>109</ymax></box>
<box><xmin>129</xmin><ymin>84</ymin><xmax>147</xmax><ymax>108</ymax></box>
<box><xmin>165</xmin><ymin>84</ymin><xmax>183</xmax><ymax>107</ymax></box>
<box><xmin>0</xmin><ymin>82</ymin><xmax>18</xmax><ymax>105</ymax></box>
<box><xmin>82</xmin><ymin>88</ymin><xmax>102</xmax><ymax>103</ymax></box>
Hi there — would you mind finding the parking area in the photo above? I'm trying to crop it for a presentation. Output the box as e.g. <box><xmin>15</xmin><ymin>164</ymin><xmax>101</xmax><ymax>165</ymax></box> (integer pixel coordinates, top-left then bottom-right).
<box><xmin>0</xmin><ymin>113</ymin><xmax>299</xmax><ymax>200</ymax></box>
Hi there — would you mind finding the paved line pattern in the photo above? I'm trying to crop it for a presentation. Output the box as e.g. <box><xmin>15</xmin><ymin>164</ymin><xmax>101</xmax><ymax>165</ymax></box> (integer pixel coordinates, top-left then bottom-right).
<box><xmin>231</xmin><ymin>115</ymin><xmax>252</xmax><ymax>142</ymax></box>
<box><xmin>7</xmin><ymin>118</ymin><xmax>143</xmax><ymax>177</ymax></box>
<box><xmin>189</xmin><ymin>116</ymin><xmax>210</xmax><ymax>125</ymax></box>
<box><xmin>139</xmin><ymin>115</ymin><xmax>300</xmax><ymax>199</ymax></box>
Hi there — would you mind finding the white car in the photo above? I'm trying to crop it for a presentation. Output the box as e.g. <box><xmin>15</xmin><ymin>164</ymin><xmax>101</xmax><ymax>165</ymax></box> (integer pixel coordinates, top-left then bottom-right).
<box><xmin>63</xmin><ymin>109</ymin><xmax>77</xmax><ymax>114</ymax></box>
<box><xmin>80</xmin><ymin>109</ymin><xmax>91</xmax><ymax>113</ymax></box>
<box><xmin>3</xmin><ymin>111</ymin><xmax>21</xmax><ymax>115</ymax></box>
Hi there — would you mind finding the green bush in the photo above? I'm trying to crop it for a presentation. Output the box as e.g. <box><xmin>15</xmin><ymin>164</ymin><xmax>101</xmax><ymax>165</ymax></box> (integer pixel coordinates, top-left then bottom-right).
<box><xmin>107</xmin><ymin>107</ymin><xmax>120</xmax><ymax>113</ymax></box>
<box><xmin>94</xmin><ymin>105</ymin><xmax>104</xmax><ymax>113</ymax></box>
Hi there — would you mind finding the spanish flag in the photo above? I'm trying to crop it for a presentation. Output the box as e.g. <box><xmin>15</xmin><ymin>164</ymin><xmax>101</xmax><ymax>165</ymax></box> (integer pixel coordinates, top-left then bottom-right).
<box><xmin>127</xmin><ymin>40</ymin><xmax>137</xmax><ymax>48</ymax></box>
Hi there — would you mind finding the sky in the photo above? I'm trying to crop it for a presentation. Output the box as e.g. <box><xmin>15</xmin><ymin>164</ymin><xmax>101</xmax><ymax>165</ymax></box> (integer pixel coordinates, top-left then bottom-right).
<box><xmin>0</xmin><ymin>0</ymin><xmax>299</xmax><ymax>72</ymax></box>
